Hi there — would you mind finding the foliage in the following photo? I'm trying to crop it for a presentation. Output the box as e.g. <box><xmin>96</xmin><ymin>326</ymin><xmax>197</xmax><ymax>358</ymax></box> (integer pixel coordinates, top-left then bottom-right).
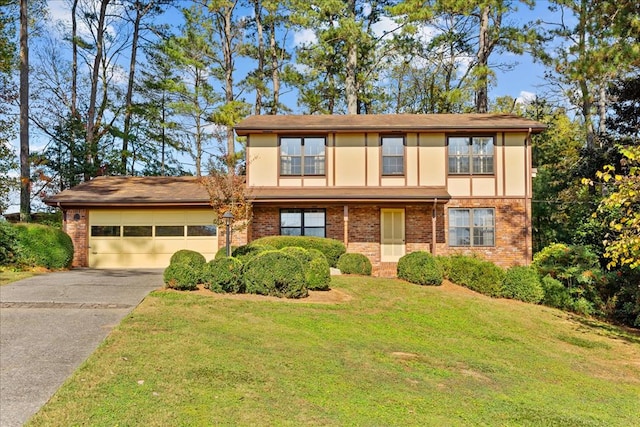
<box><xmin>397</xmin><ymin>251</ymin><xmax>443</xmax><ymax>286</ymax></box>
<box><xmin>202</xmin><ymin>257</ymin><xmax>244</xmax><ymax>294</ymax></box>
<box><xmin>305</xmin><ymin>249</ymin><xmax>331</xmax><ymax>291</ymax></box>
<box><xmin>0</xmin><ymin>220</ymin><xmax>18</xmax><ymax>265</ymax></box>
<box><xmin>13</xmin><ymin>223</ymin><xmax>74</xmax><ymax>269</ymax></box>
<box><xmin>169</xmin><ymin>249</ymin><xmax>206</xmax><ymax>267</ymax></box>
<box><xmin>243</xmin><ymin>250</ymin><xmax>308</xmax><ymax>298</ymax></box>
<box><xmin>163</xmin><ymin>263</ymin><xmax>200</xmax><ymax>291</ymax></box>
<box><xmin>199</xmin><ymin>171</ymin><xmax>252</xmax><ymax>230</ymax></box>
<box><xmin>588</xmin><ymin>145</ymin><xmax>640</xmax><ymax>270</ymax></box>
<box><xmin>231</xmin><ymin>244</ymin><xmax>275</xmax><ymax>263</ymax></box>
<box><xmin>251</xmin><ymin>236</ymin><xmax>346</xmax><ymax>267</ymax></box>
<box><xmin>501</xmin><ymin>266</ymin><xmax>544</xmax><ymax>303</ymax></box>
<box><xmin>448</xmin><ymin>255</ymin><xmax>505</xmax><ymax>297</ymax></box>
<box><xmin>540</xmin><ymin>275</ymin><xmax>573</xmax><ymax>310</ymax></box>
<box><xmin>434</xmin><ymin>255</ymin><xmax>452</xmax><ymax>279</ymax></box>
<box><xmin>607</xmin><ymin>267</ymin><xmax>640</xmax><ymax>327</ymax></box>
<box><xmin>337</xmin><ymin>253</ymin><xmax>372</xmax><ymax>276</ymax></box>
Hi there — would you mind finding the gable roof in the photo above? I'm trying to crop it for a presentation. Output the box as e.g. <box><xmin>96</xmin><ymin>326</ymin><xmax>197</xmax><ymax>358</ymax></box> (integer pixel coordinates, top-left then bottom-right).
<box><xmin>235</xmin><ymin>114</ymin><xmax>547</xmax><ymax>135</ymax></box>
<box><xmin>44</xmin><ymin>176</ymin><xmax>211</xmax><ymax>208</ymax></box>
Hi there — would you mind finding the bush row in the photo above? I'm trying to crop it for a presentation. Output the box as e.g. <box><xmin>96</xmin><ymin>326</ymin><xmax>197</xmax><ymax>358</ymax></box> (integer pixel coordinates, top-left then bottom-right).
<box><xmin>163</xmin><ymin>244</ymin><xmax>332</xmax><ymax>298</ymax></box>
<box><xmin>250</xmin><ymin>236</ymin><xmax>346</xmax><ymax>267</ymax></box>
<box><xmin>0</xmin><ymin>221</ymin><xmax>74</xmax><ymax>269</ymax></box>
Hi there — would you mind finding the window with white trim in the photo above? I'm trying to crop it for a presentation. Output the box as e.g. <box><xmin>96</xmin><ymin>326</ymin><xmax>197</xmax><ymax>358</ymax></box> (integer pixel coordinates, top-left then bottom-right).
<box><xmin>448</xmin><ymin>136</ymin><xmax>494</xmax><ymax>174</ymax></box>
<box><xmin>280</xmin><ymin>209</ymin><xmax>326</xmax><ymax>237</ymax></box>
<box><xmin>449</xmin><ymin>208</ymin><xmax>495</xmax><ymax>247</ymax></box>
<box><xmin>381</xmin><ymin>136</ymin><xmax>405</xmax><ymax>175</ymax></box>
<box><xmin>280</xmin><ymin>137</ymin><xmax>326</xmax><ymax>176</ymax></box>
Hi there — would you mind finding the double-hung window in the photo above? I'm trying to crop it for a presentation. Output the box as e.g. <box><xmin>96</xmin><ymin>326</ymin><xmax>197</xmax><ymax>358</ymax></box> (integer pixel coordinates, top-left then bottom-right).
<box><xmin>448</xmin><ymin>136</ymin><xmax>494</xmax><ymax>174</ymax></box>
<box><xmin>280</xmin><ymin>137</ymin><xmax>326</xmax><ymax>176</ymax></box>
<box><xmin>449</xmin><ymin>208</ymin><xmax>495</xmax><ymax>247</ymax></box>
<box><xmin>280</xmin><ymin>209</ymin><xmax>326</xmax><ymax>237</ymax></box>
<box><xmin>381</xmin><ymin>136</ymin><xmax>405</xmax><ymax>175</ymax></box>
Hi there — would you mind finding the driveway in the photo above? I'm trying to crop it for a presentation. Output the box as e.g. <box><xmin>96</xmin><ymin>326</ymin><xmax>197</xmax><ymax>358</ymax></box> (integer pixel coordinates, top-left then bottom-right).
<box><xmin>0</xmin><ymin>269</ymin><xmax>162</xmax><ymax>427</ymax></box>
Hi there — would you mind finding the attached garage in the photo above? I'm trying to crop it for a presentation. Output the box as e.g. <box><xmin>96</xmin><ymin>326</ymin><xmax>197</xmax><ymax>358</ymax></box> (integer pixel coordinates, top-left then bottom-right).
<box><xmin>45</xmin><ymin>176</ymin><xmax>226</xmax><ymax>269</ymax></box>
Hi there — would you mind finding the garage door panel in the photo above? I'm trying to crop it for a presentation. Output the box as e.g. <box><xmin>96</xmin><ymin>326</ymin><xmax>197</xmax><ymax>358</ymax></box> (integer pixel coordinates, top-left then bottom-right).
<box><xmin>120</xmin><ymin>238</ymin><xmax>155</xmax><ymax>254</ymax></box>
<box><xmin>186</xmin><ymin>239</ymin><xmax>218</xmax><ymax>257</ymax></box>
<box><xmin>90</xmin><ymin>239</ymin><xmax>123</xmax><ymax>254</ymax></box>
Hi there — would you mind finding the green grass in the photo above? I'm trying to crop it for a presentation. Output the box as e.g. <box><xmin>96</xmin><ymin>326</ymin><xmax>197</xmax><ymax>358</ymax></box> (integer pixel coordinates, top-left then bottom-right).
<box><xmin>0</xmin><ymin>267</ymin><xmax>39</xmax><ymax>285</ymax></box>
<box><xmin>27</xmin><ymin>276</ymin><xmax>640</xmax><ymax>426</ymax></box>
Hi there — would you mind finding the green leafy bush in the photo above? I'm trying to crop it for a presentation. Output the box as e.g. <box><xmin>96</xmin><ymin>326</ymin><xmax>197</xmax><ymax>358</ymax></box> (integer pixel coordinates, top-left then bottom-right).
<box><xmin>449</xmin><ymin>255</ymin><xmax>504</xmax><ymax>297</ymax></box>
<box><xmin>231</xmin><ymin>244</ymin><xmax>276</xmax><ymax>263</ymax></box>
<box><xmin>0</xmin><ymin>221</ymin><xmax>18</xmax><ymax>265</ymax></box>
<box><xmin>501</xmin><ymin>266</ymin><xmax>544</xmax><ymax>303</ymax></box>
<box><xmin>337</xmin><ymin>253</ymin><xmax>372</xmax><ymax>275</ymax></box>
<box><xmin>215</xmin><ymin>246</ymin><xmax>237</xmax><ymax>259</ymax></box>
<box><xmin>305</xmin><ymin>248</ymin><xmax>331</xmax><ymax>291</ymax></box>
<box><xmin>243</xmin><ymin>250</ymin><xmax>308</xmax><ymax>298</ymax></box>
<box><xmin>251</xmin><ymin>236</ymin><xmax>346</xmax><ymax>267</ymax></box>
<box><xmin>435</xmin><ymin>255</ymin><xmax>452</xmax><ymax>280</ymax></box>
<box><xmin>163</xmin><ymin>263</ymin><xmax>200</xmax><ymax>291</ymax></box>
<box><xmin>202</xmin><ymin>257</ymin><xmax>244</xmax><ymax>293</ymax></box>
<box><xmin>14</xmin><ymin>223</ymin><xmax>74</xmax><ymax>269</ymax></box>
<box><xmin>540</xmin><ymin>275</ymin><xmax>573</xmax><ymax>310</ymax></box>
<box><xmin>397</xmin><ymin>251</ymin><xmax>443</xmax><ymax>286</ymax></box>
<box><xmin>170</xmin><ymin>249</ymin><xmax>206</xmax><ymax>267</ymax></box>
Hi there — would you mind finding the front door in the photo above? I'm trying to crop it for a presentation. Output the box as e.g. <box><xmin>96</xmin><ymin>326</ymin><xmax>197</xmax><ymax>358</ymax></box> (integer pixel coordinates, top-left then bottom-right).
<box><xmin>381</xmin><ymin>208</ymin><xmax>405</xmax><ymax>262</ymax></box>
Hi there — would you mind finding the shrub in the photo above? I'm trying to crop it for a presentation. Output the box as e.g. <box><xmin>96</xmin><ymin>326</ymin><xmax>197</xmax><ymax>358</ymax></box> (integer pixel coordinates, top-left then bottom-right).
<box><xmin>501</xmin><ymin>266</ymin><xmax>544</xmax><ymax>303</ymax></box>
<box><xmin>449</xmin><ymin>255</ymin><xmax>504</xmax><ymax>297</ymax></box>
<box><xmin>243</xmin><ymin>250</ymin><xmax>308</xmax><ymax>298</ymax></box>
<box><xmin>540</xmin><ymin>275</ymin><xmax>572</xmax><ymax>310</ymax></box>
<box><xmin>305</xmin><ymin>249</ymin><xmax>331</xmax><ymax>291</ymax></box>
<box><xmin>215</xmin><ymin>245</ymin><xmax>237</xmax><ymax>259</ymax></box>
<box><xmin>397</xmin><ymin>251</ymin><xmax>443</xmax><ymax>286</ymax></box>
<box><xmin>14</xmin><ymin>223</ymin><xmax>74</xmax><ymax>269</ymax></box>
<box><xmin>231</xmin><ymin>244</ymin><xmax>276</xmax><ymax>263</ymax></box>
<box><xmin>435</xmin><ymin>255</ymin><xmax>452</xmax><ymax>280</ymax></box>
<box><xmin>337</xmin><ymin>253</ymin><xmax>372</xmax><ymax>275</ymax></box>
<box><xmin>279</xmin><ymin>246</ymin><xmax>312</xmax><ymax>264</ymax></box>
<box><xmin>170</xmin><ymin>249</ymin><xmax>206</xmax><ymax>267</ymax></box>
<box><xmin>163</xmin><ymin>263</ymin><xmax>200</xmax><ymax>290</ymax></box>
<box><xmin>251</xmin><ymin>236</ymin><xmax>346</xmax><ymax>267</ymax></box>
<box><xmin>202</xmin><ymin>257</ymin><xmax>244</xmax><ymax>293</ymax></box>
<box><xmin>0</xmin><ymin>221</ymin><xmax>18</xmax><ymax>265</ymax></box>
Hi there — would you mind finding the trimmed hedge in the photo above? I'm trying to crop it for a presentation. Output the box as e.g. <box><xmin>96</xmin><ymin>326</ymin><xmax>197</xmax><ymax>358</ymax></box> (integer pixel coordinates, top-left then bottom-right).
<box><xmin>397</xmin><ymin>251</ymin><xmax>443</xmax><ymax>286</ymax></box>
<box><xmin>0</xmin><ymin>221</ymin><xmax>18</xmax><ymax>265</ymax></box>
<box><xmin>202</xmin><ymin>257</ymin><xmax>244</xmax><ymax>293</ymax></box>
<box><xmin>215</xmin><ymin>246</ymin><xmax>237</xmax><ymax>259</ymax></box>
<box><xmin>501</xmin><ymin>266</ymin><xmax>544</xmax><ymax>303</ymax></box>
<box><xmin>14</xmin><ymin>223</ymin><xmax>74</xmax><ymax>269</ymax></box>
<box><xmin>163</xmin><ymin>263</ymin><xmax>200</xmax><ymax>290</ymax></box>
<box><xmin>449</xmin><ymin>255</ymin><xmax>505</xmax><ymax>297</ymax></box>
<box><xmin>251</xmin><ymin>236</ymin><xmax>346</xmax><ymax>267</ymax></box>
<box><xmin>170</xmin><ymin>249</ymin><xmax>206</xmax><ymax>267</ymax></box>
<box><xmin>337</xmin><ymin>253</ymin><xmax>372</xmax><ymax>275</ymax></box>
<box><xmin>434</xmin><ymin>255</ymin><xmax>452</xmax><ymax>280</ymax></box>
<box><xmin>243</xmin><ymin>250</ymin><xmax>308</xmax><ymax>298</ymax></box>
<box><xmin>305</xmin><ymin>248</ymin><xmax>331</xmax><ymax>291</ymax></box>
<box><xmin>232</xmin><ymin>244</ymin><xmax>276</xmax><ymax>263</ymax></box>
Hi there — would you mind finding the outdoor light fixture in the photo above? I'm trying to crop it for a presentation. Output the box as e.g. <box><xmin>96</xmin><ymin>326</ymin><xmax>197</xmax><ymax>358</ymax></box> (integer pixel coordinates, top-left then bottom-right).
<box><xmin>223</xmin><ymin>211</ymin><xmax>234</xmax><ymax>257</ymax></box>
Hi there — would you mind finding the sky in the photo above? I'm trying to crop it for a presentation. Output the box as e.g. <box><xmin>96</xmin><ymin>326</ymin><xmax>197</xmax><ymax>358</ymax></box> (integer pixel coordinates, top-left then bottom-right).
<box><xmin>4</xmin><ymin>0</ymin><xmax>557</xmax><ymax>214</ymax></box>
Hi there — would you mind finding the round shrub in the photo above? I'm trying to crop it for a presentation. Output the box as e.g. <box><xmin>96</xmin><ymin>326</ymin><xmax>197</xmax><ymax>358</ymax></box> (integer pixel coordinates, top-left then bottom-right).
<box><xmin>435</xmin><ymin>255</ymin><xmax>452</xmax><ymax>280</ymax></box>
<box><xmin>501</xmin><ymin>266</ymin><xmax>544</xmax><ymax>303</ymax></box>
<box><xmin>0</xmin><ymin>220</ymin><xmax>18</xmax><ymax>266</ymax></box>
<box><xmin>243</xmin><ymin>251</ymin><xmax>308</xmax><ymax>298</ymax></box>
<box><xmin>280</xmin><ymin>246</ymin><xmax>313</xmax><ymax>264</ymax></box>
<box><xmin>337</xmin><ymin>253</ymin><xmax>372</xmax><ymax>275</ymax></box>
<box><xmin>231</xmin><ymin>244</ymin><xmax>276</xmax><ymax>263</ymax></box>
<box><xmin>397</xmin><ymin>251</ymin><xmax>443</xmax><ymax>286</ymax></box>
<box><xmin>251</xmin><ymin>236</ymin><xmax>346</xmax><ymax>267</ymax></box>
<box><xmin>202</xmin><ymin>257</ymin><xmax>244</xmax><ymax>293</ymax></box>
<box><xmin>215</xmin><ymin>245</ymin><xmax>237</xmax><ymax>259</ymax></box>
<box><xmin>305</xmin><ymin>249</ymin><xmax>331</xmax><ymax>291</ymax></box>
<box><xmin>449</xmin><ymin>255</ymin><xmax>504</xmax><ymax>297</ymax></box>
<box><xmin>540</xmin><ymin>275</ymin><xmax>572</xmax><ymax>310</ymax></box>
<box><xmin>14</xmin><ymin>223</ymin><xmax>74</xmax><ymax>269</ymax></box>
<box><xmin>170</xmin><ymin>249</ymin><xmax>206</xmax><ymax>267</ymax></box>
<box><xmin>163</xmin><ymin>263</ymin><xmax>200</xmax><ymax>290</ymax></box>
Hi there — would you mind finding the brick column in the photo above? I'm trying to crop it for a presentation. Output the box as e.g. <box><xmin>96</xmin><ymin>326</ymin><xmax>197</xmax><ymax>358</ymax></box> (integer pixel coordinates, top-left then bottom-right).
<box><xmin>62</xmin><ymin>209</ymin><xmax>88</xmax><ymax>267</ymax></box>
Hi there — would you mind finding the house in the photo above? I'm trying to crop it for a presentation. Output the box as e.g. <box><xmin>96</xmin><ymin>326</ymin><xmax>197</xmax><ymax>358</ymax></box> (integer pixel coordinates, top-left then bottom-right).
<box><xmin>46</xmin><ymin>114</ymin><xmax>546</xmax><ymax>274</ymax></box>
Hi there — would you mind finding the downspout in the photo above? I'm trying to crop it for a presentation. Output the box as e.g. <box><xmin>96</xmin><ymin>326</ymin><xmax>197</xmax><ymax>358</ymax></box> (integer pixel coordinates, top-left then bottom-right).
<box><xmin>431</xmin><ymin>198</ymin><xmax>438</xmax><ymax>255</ymax></box>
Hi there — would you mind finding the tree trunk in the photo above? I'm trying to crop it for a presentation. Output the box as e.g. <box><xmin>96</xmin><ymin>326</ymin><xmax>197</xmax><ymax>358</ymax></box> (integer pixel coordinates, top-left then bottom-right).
<box><xmin>345</xmin><ymin>0</ymin><xmax>358</xmax><ymax>114</ymax></box>
<box><xmin>269</xmin><ymin>19</ymin><xmax>279</xmax><ymax>114</ymax></box>
<box><xmin>253</xmin><ymin>0</ymin><xmax>264</xmax><ymax>115</ymax></box>
<box><xmin>475</xmin><ymin>5</ymin><xmax>490</xmax><ymax>113</ymax></box>
<box><xmin>19</xmin><ymin>0</ymin><xmax>29</xmax><ymax>221</ymax></box>
<box><xmin>223</xmin><ymin>6</ymin><xmax>235</xmax><ymax>170</ymax></box>
<box><xmin>85</xmin><ymin>0</ymin><xmax>110</xmax><ymax>181</ymax></box>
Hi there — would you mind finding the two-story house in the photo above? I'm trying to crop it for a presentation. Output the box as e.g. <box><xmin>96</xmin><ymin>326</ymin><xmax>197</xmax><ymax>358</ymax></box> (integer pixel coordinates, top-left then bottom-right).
<box><xmin>45</xmin><ymin>114</ymin><xmax>545</xmax><ymax>274</ymax></box>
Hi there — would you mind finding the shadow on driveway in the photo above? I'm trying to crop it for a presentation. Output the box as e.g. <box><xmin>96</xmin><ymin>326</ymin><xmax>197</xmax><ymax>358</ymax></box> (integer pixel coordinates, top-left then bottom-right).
<box><xmin>0</xmin><ymin>269</ymin><xmax>163</xmax><ymax>427</ymax></box>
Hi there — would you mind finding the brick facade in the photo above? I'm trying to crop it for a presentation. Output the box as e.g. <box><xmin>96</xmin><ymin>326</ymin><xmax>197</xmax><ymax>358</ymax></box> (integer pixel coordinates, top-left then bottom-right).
<box><xmin>62</xmin><ymin>209</ymin><xmax>88</xmax><ymax>267</ymax></box>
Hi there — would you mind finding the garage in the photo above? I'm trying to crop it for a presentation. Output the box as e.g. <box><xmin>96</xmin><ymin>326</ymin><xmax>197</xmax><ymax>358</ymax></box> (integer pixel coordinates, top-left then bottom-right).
<box><xmin>45</xmin><ymin>176</ymin><xmax>225</xmax><ymax>269</ymax></box>
<box><xmin>89</xmin><ymin>209</ymin><xmax>217</xmax><ymax>268</ymax></box>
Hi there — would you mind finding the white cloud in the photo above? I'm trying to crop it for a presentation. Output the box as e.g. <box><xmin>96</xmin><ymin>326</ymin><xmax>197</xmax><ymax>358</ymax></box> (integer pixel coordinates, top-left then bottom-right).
<box><xmin>516</xmin><ymin>90</ymin><xmax>537</xmax><ymax>104</ymax></box>
<box><xmin>293</xmin><ymin>28</ymin><xmax>317</xmax><ymax>47</ymax></box>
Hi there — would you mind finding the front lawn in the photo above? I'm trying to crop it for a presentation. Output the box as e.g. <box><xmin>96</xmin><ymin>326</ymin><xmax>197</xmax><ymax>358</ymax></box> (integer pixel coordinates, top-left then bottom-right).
<box><xmin>0</xmin><ymin>267</ymin><xmax>40</xmax><ymax>285</ymax></box>
<box><xmin>27</xmin><ymin>276</ymin><xmax>640</xmax><ymax>426</ymax></box>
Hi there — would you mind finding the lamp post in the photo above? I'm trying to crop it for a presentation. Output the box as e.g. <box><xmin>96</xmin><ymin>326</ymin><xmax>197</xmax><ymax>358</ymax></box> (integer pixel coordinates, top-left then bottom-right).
<box><xmin>223</xmin><ymin>211</ymin><xmax>234</xmax><ymax>257</ymax></box>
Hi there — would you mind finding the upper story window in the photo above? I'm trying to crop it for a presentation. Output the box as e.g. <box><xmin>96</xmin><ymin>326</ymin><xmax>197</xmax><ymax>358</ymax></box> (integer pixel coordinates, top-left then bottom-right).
<box><xmin>280</xmin><ymin>137</ymin><xmax>326</xmax><ymax>176</ymax></box>
<box><xmin>381</xmin><ymin>136</ymin><xmax>405</xmax><ymax>175</ymax></box>
<box><xmin>448</xmin><ymin>136</ymin><xmax>494</xmax><ymax>175</ymax></box>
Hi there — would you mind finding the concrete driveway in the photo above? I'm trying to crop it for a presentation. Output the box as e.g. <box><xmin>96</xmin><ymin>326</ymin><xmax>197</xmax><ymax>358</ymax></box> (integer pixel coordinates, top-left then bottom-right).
<box><xmin>0</xmin><ymin>269</ymin><xmax>163</xmax><ymax>427</ymax></box>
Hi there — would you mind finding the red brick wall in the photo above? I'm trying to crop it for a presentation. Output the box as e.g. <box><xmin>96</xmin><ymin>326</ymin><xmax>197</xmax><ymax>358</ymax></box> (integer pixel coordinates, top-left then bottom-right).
<box><xmin>63</xmin><ymin>209</ymin><xmax>88</xmax><ymax>267</ymax></box>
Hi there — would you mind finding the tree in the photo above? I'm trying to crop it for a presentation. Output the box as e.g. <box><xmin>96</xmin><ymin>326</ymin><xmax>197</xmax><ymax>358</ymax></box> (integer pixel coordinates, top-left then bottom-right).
<box><xmin>19</xmin><ymin>0</ymin><xmax>29</xmax><ymax>220</ymax></box>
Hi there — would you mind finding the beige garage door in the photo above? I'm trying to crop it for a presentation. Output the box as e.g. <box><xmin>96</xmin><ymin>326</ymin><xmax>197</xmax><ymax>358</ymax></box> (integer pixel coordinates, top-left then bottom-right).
<box><xmin>89</xmin><ymin>209</ymin><xmax>218</xmax><ymax>268</ymax></box>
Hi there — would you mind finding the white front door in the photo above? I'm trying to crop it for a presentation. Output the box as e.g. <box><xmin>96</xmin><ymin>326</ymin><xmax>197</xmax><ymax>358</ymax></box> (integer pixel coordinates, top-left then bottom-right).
<box><xmin>381</xmin><ymin>208</ymin><xmax>405</xmax><ymax>262</ymax></box>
